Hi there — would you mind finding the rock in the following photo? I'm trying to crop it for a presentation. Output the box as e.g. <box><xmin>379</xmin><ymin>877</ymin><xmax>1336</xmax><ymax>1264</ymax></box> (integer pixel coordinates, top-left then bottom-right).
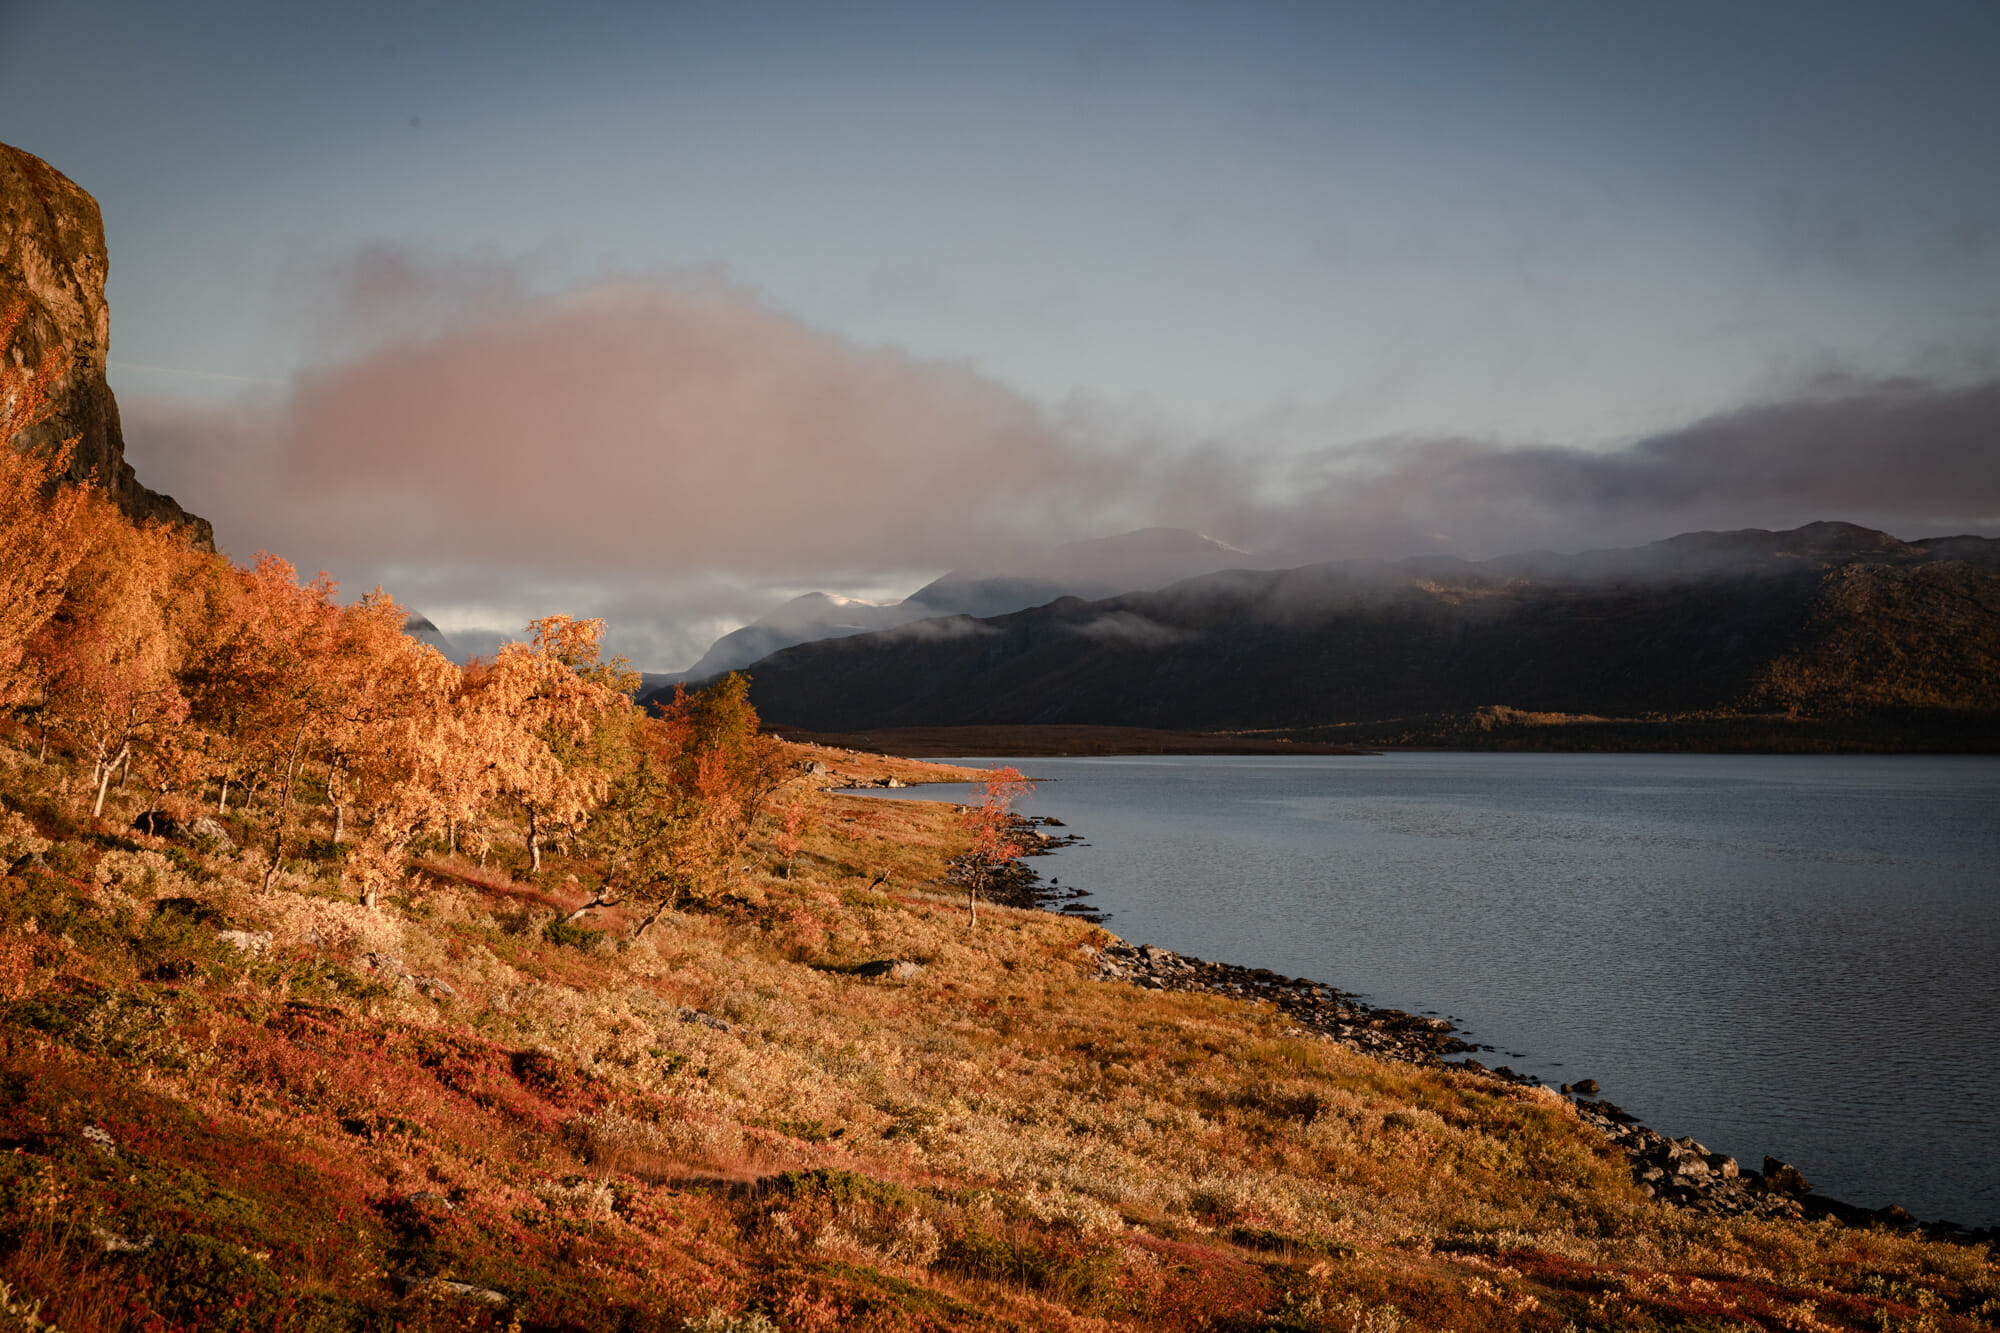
<box><xmin>402</xmin><ymin>1277</ymin><xmax>510</xmax><ymax>1306</ymax></box>
<box><xmin>801</xmin><ymin>759</ymin><xmax>830</xmax><ymax>775</ymax></box>
<box><xmin>132</xmin><ymin>810</ymin><xmax>181</xmax><ymax>840</ymax></box>
<box><xmin>133</xmin><ymin>810</ymin><xmax>235</xmax><ymax>850</ymax></box>
<box><xmin>1570</xmin><ymin>1078</ymin><xmax>1600</xmax><ymax>1095</ymax></box>
<box><xmin>1762</xmin><ymin>1157</ymin><xmax>1812</xmax><ymax>1196</ymax></box>
<box><xmin>1</xmin><ymin>142</ymin><xmax>211</xmax><ymax>545</ymax></box>
<box><xmin>884</xmin><ymin>776</ymin><xmax>907</xmax><ymax>788</ymax></box>
<box><xmin>216</xmin><ymin>929</ymin><xmax>272</xmax><ymax>955</ymax></box>
<box><xmin>81</xmin><ymin>1124</ymin><xmax>116</xmax><ymax>1154</ymax></box>
<box><xmin>853</xmin><ymin>959</ymin><xmax>923</xmax><ymax>981</ymax></box>
<box><xmin>91</xmin><ymin>1226</ymin><xmax>154</xmax><ymax>1254</ymax></box>
<box><xmin>677</xmin><ymin>1006</ymin><xmax>735</xmax><ymax>1032</ymax></box>
<box><xmin>186</xmin><ymin>816</ymin><xmax>234</xmax><ymax>849</ymax></box>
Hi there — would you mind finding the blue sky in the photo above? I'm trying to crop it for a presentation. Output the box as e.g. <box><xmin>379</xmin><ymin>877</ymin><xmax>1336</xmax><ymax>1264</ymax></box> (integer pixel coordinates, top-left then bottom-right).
<box><xmin>4</xmin><ymin>0</ymin><xmax>1997</xmax><ymax>667</ymax></box>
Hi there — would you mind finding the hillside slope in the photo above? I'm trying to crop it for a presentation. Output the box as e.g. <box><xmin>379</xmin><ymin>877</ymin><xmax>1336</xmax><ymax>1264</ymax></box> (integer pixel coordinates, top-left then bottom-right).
<box><xmin>742</xmin><ymin>523</ymin><xmax>2000</xmax><ymax>749</ymax></box>
<box><xmin>2</xmin><ymin>728</ymin><xmax>1993</xmax><ymax>1331</ymax></box>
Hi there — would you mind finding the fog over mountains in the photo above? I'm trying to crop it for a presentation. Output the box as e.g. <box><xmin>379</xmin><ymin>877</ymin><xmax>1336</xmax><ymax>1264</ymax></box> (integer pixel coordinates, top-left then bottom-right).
<box><xmin>672</xmin><ymin>527</ymin><xmax>1249</xmax><ymax>680</ymax></box>
<box><xmin>719</xmin><ymin>522</ymin><xmax>2000</xmax><ymax>749</ymax></box>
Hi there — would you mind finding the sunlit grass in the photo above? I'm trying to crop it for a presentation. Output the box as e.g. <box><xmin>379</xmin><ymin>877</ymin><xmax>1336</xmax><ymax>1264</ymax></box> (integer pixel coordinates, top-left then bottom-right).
<box><xmin>0</xmin><ymin>728</ymin><xmax>1993</xmax><ymax>1330</ymax></box>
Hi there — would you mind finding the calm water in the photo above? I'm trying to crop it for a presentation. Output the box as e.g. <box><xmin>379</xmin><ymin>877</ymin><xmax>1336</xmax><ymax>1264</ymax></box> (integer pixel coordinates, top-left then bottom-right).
<box><xmin>880</xmin><ymin>753</ymin><xmax>2000</xmax><ymax>1227</ymax></box>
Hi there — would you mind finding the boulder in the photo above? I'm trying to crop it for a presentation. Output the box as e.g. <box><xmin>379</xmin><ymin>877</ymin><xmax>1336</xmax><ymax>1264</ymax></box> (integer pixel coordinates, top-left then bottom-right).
<box><xmin>132</xmin><ymin>810</ymin><xmax>234</xmax><ymax>850</ymax></box>
<box><xmin>853</xmin><ymin>959</ymin><xmax>924</xmax><ymax>981</ymax></box>
<box><xmin>1762</xmin><ymin>1157</ymin><xmax>1813</xmax><ymax>1196</ymax></box>
<box><xmin>677</xmin><ymin>1006</ymin><xmax>735</xmax><ymax>1032</ymax></box>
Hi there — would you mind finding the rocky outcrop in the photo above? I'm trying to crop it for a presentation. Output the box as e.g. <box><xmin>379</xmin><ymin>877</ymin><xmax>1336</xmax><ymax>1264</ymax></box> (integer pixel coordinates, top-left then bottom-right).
<box><xmin>1</xmin><ymin>142</ymin><xmax>212</xmax><ymax>548</ymax></box>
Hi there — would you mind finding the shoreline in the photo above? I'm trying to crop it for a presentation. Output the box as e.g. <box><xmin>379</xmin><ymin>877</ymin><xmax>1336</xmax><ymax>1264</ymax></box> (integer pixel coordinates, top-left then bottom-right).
<box><xmin>1084</xmin><ymin>936</ymin><xmax>1997</xmax><ymax>1243</ymax></box>
<box><xmin>986</xmin><ymin>804</ymin><xmax>2000</xmax><ymax>1244</ymax></box>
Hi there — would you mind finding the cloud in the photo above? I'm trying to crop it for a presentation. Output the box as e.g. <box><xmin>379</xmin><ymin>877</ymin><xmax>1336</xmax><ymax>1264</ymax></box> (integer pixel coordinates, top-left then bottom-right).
<box><xmin>123</xmin><ymin>251</ymin><xmax>2000</xmax><ymax>669</ymax></box>
<box><xmin>135</xmin><ymin>271</ymin><xmax>1130</xmax><ymax>577</ymax></box>
<box><xmin>1242</xmin><ymin>376</ymin><xmax>2000</xmax><ymax>565</ymax></box>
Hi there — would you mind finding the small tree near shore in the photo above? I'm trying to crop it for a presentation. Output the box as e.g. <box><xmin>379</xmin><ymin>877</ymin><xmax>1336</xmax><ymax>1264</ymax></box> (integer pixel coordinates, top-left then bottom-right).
<box><xmin>960</xmin><ymin>765</ymin><xmax>1033</xmax><ymax>927</ymax></box>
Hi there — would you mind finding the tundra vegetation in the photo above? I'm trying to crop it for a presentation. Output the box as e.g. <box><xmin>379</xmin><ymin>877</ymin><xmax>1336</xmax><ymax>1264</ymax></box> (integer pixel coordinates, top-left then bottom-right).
<box><xmin>1</xmin><ymin>345</ymin><xmax>1996</xmax><ymax>1330</ymax></box>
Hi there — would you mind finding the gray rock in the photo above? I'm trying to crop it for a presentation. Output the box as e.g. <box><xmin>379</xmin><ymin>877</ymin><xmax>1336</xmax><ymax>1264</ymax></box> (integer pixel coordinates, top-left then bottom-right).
<box><xmin>677</xmin><ymin>1006</ymin><xmax>735</xmax><ymax>1032</ymax></box>
<box><xmin>92</xmin><ymin>1226</ymin><xmax>155</xmax><ymax>1254</ymax></box>
<box><xmin>186</xmin><ymin>816</ymin><xmax>234</xmax><ymax>850</ymax></box>
<box><xmin>404</xmin><ymin>1277</ymin><xmax>509</xmax><ymax>1306</ymax></box>
<box><xmin>217</xmin><ymin>929</ymin><xmax>272</xmax><ymax>955</ymax></box>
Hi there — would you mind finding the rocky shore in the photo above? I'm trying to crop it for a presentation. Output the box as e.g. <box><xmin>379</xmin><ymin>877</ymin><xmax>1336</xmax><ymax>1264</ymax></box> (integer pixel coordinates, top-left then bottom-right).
<box><xmin>1085</xmin><ymin>939</ymin><xmax>1470</xmax><ymax>1061</ymax></box>
<box><xmin>1081</xmin><ymin>940</ymin><xmax>1997</xmax><ymax>1244</ymax></box>
<box><xmin>878</xmin><ymin>789</ymin><xmax>1995</xmax><ymax>1243</ymax></box>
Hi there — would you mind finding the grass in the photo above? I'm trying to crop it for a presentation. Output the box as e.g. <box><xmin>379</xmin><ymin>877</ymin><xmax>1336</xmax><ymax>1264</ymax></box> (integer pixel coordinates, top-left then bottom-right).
<box><xmin>0</xmin><ymin>730</ymin><xmax>1993</xmax><ymax>1330</ymax></box>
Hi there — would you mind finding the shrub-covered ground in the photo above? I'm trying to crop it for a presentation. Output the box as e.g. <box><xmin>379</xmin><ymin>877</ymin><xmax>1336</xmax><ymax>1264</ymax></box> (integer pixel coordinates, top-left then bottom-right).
<box><xmin>0</xmin><ymin>733</ymin><xmax>1994</xmax><ymax>1333</ymax></box>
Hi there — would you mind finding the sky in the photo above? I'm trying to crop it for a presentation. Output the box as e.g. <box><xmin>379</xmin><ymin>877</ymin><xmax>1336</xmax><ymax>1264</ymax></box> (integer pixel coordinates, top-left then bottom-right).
<box><xmin>3</xmin><ymin>0</ymin><xmax>1998</xmax><ymax>669</ymax></box>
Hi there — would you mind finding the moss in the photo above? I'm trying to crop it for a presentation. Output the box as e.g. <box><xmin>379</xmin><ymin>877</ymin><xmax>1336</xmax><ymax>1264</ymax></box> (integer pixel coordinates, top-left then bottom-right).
<box><xmin>772</xmin><ymin>1167</ymin><xmax>912</xmax><ymax>1213</ymax></box>
<box><xmin>122</xmin><ymin>1233</ymin><xmax>286</xmax><ymax>1332</ymax></box>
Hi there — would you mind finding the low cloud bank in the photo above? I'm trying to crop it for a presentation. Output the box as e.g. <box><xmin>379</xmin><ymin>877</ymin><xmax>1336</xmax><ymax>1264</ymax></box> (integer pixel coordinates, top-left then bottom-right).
<box><xmin>125</xmin><ymin>256</ymin><xmax>2000</xmax><ymax>669</ymax></box>
<box><xmin>1245</xmin><ymin>377</ymin><xmax>2000</xmax><ymax>565</ymax></box>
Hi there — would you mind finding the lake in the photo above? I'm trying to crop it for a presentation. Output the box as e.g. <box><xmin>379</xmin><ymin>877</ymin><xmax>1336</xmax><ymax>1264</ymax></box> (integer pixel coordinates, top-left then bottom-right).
<box><xmin>868</xmin><ymin>752</ymin><xmax>2000</xmax><ymax>1228</ymax></box>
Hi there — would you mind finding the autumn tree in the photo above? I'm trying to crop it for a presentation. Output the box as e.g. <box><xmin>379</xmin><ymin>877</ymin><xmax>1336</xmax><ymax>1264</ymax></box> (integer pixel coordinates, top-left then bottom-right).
<box><xmin>676</xmin><ymin>672</ymin><xmax>790</xmax><ymax>869</ymax></box>
<box><xmin>31</xmin><ymin>500</ymin><xmax>200</xmax><ymax>817</ymax></box>
<box><xmin>774</xmin><ymin>786</ymin><xmax>817</xmax><ymax>878</ymax></box>
<box><xmin>477</xmin><ymin>615</ymin><xmax>636</xmax><ymax>876</ymax></box>
<box><xmin>326</xmin><ymin>605</ymin><xmax>463</xmax><ymax>909</ymax></box>
<box><xmin>959</xmin><ymin>765</ymin><xmax>1035</xmax><ymax>927</ymax></box>
<box><xmin>579</xmin><ymin>673</ymin><xmax>786</xmax><ymax>934</ymax></box>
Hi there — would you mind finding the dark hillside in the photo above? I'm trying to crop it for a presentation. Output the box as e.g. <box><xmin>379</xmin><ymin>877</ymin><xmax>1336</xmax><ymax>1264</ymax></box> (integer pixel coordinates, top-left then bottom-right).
<box><xmin>743</xmin><ymin>524</ymin><xmax>2000</xmax><ymax>748</ymax></box>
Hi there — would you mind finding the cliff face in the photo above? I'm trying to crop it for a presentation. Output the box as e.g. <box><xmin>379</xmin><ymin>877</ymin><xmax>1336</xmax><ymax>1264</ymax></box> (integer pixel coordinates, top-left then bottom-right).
<box><xmin>1</xmin><ymin>141</ymin><xmax>213</xmax><ymax>549</ymax></box>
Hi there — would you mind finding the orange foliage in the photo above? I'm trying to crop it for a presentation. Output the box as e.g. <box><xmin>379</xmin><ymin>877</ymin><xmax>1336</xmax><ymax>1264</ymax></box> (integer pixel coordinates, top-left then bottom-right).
<box><xmin>3</xmin><ymin>420</ymin><xmax>803</xmax><ymax>924</ymax></box>
<box><xmin>959</xmin><ymin>764</ymin><xmax>1034</xmax><ymax>926</ymax></box>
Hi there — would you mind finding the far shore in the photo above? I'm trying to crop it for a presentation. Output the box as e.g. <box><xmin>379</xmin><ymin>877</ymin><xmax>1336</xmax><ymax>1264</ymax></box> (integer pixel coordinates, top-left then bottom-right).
<box><xmin>768</xmin><ymin>723</ymin><xmax>1377</xmax><ymax>757</ymax></box>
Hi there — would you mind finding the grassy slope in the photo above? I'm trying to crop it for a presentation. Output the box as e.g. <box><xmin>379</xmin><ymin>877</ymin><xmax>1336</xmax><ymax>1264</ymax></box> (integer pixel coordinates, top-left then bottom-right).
<box><xmin>0</xmin><ymin>732</ymin><xmax>1993</xmax><ymax>1332</ymax></box>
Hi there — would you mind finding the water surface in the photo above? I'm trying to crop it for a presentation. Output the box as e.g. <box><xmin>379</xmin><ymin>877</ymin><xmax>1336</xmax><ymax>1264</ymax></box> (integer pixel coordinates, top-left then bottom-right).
<box><xmin>878</xmin><ymin>752</ymin><xmax>2000</xmax><ymax>1226</ymax></box>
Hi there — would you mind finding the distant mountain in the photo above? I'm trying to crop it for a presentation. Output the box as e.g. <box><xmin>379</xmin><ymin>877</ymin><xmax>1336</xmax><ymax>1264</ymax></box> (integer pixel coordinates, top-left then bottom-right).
<box><xmin>902</xmin><ymin>527</ymin><xmax>1253</xmax><ymax>620</ymax></box>
<box><xmin>680</xmin><ymin>592</ymin><xmax>923</xmax><ymax>680</ymax></box>
<box><xmin>667</xmin><ymin>527</ymin><xmax>1250</xmax><ymax>683</ymax></box>
<box><xmin>741</xmin><ymin>522</ymin><xmax>2000</xmax><ymax>750</ymax></box>
<box><xmin>401</xmin><ymin>614</ymin><xmax>462</xmax><ymax>661</ymax></box>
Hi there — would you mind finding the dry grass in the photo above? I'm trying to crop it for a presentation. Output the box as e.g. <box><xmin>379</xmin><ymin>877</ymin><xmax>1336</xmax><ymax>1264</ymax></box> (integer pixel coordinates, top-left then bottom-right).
<box><xmin>0</xmin><ymin>732</ymin><xmax>1993</xmax><ymax>1331</ymax></box>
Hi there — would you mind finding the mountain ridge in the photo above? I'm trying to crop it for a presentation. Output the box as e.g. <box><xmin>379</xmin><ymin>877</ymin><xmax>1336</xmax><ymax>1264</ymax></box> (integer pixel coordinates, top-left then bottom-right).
<box><xmin>737</xmin><ymin>521</ymin><xmax>2000</xmax><ymax>749</ymax></box>
<box><xmin>672</xmin><ymin>526</ymin><xmax>1250</xmax><ymax>681</ymax></box>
